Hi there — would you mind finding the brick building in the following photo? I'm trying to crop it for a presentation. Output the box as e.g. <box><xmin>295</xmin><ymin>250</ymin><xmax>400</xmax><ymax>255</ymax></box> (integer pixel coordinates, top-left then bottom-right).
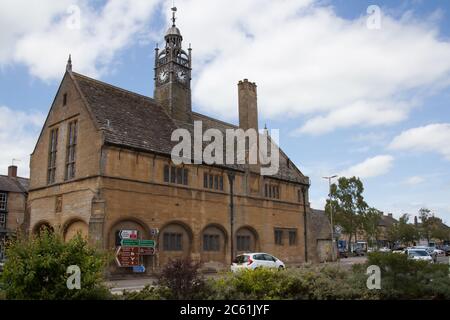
<box><xmin>0</xmin><ymin>165</ymin><xmax>29</xmax><ymax>260</ymax></box>
<box><xmin>28</xmin><ymin>9</ymin><xmax>315</xmax><ymax>274</ymax></box>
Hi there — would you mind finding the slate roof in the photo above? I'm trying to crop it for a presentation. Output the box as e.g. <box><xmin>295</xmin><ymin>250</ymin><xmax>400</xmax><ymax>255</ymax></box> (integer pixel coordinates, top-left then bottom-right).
<box><xmin>71</xmin><ymin>72</ymin><xmax>309</xmax><ymax>184</ymax></box>
<box><xmin>0</xmin><ymin>175</ymin><xmax>29</xmax><ymax>194</ymax></box>
<box><xmin>310</xmin><ymin>209</ymin><xmax>332</xmax><ymax>240</ymax></box>
<box><xmin>379</xmin><ymin>214</ymin><xmax>398</xmax><ymax>227</ymax></box>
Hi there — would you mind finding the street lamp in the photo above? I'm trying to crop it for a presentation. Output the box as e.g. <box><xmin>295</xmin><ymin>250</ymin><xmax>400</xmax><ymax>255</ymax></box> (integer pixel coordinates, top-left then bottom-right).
<box><xmin>323</xmin><ymin>175</ymin><xmax>338</xmax><ymax>261</ymax></box>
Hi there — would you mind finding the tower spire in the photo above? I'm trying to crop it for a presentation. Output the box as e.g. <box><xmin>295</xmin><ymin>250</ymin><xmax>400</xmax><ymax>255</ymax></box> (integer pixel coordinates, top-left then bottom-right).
<box><xmin>66</xmin><ymin>54</ymin><xmax>72</xmax><ymax>72</ymax></box>
<box><xmin>171</xmin><ymin>6</ymin><xmax>177</xmax><ymax>27</ymax></box>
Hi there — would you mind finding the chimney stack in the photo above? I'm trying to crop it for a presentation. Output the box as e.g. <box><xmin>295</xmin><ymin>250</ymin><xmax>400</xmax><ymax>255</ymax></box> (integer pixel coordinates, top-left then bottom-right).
<box><xmin>388</xmin><ymin>213</ymin><xmax>393</xmax><ymax>218</ymax></box>
<box><xmin>238</xmin><ymin>79</ymin><xmax>259</xmax><ymax>132</ymax></box>
<box><xmin>8</xmin><ymin>165</ymin><xmax>17</xmax><ymax>178</ymax></box>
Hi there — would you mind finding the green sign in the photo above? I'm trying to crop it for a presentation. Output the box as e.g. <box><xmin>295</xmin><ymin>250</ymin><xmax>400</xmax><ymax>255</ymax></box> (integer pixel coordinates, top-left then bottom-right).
<box><xmin>121</xmin><ymin>239</ymin><xmax>156</xmax><ymax>247</ymax></box>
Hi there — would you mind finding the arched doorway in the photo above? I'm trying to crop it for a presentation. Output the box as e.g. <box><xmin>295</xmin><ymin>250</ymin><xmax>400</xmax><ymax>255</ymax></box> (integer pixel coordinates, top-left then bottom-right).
<box><xmin>63</xmin><ymin>219</ymin><xmax>88</xmax><ymax>242</ymax></box>
<box><xmin>32</xmin><ymin>221</ymin><xmax>54</xmax><ymax>236</ymax></box>
<box><xmin>158</xmin><ymin>221</ymin><xmax>193</xmax><ymax>267</ymax></box>
<box><xmin>235</xmin><ymin>226</ymin><xmax>259</xmax><ymax>255</ymax></box>
<box><xmin>201</xmin><ymin>224</ymin><xmax>228</xmax><ymax>268</ymax></box>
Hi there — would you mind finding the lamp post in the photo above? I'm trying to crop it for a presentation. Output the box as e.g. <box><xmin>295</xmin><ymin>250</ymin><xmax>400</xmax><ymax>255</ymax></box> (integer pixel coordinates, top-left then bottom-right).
<box><xmin>323</xmin><ymin>175</ymin><xmax>338</xmax><ymax>261</ymax></box>
<box><xmin>227</xmin><ymin>172</ymin><xmax>236</xmax><ymax>265</ymax></box>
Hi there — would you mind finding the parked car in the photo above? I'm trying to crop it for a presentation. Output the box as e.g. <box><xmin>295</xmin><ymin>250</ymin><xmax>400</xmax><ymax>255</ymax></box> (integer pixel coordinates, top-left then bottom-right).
<box><xmin>432</xmin><ymin>248</ymin><xmax>445</xmax><ymax>257</ymax></box>
<box><xmin>441</xmin><ymin>245</ymin><xmax>450</xmax><ymax>256</ymax></box>
<box><xmin>379</xmin><ymin>247</ymin><xmax>391</xmax><ymax>253</ymax></box>
<box><xmin>405</xmin><ymin>249</ymin><xmax>434</xmax><ymax>262</ymax></box>
<box><xmin>353</xmin><ymin>247</ymin><xmax>366</xmax><ymax>256</ymax></box>
<box><xmin>231</xmin><ymin>253</ymin><xmax>285</xmax><ymax>272</ymax></box>
<box><xmin>338</xmin><ymin>247</ymin><xmax>348</xmax><ymax>258</ymax></box>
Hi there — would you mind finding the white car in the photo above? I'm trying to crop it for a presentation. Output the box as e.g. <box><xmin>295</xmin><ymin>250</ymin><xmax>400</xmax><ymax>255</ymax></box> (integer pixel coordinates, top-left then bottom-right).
<box><xmin>432</xmin><ymin>248</ymin><xmax>445</xmax><ymax>257</ymax></box>
<box><xmin>405</xmin><ymin>249</ymin><xmax>433</xmax><ymax>262</ymax></box>
<box><xmin>231</xmin><ymin>253</ymin><xmax>285</xmax><ymax>272</ymax></box>
<box><xmin>379</xmin><ymin>247</ymin><xmax>391</xmax><ymax>253</ymax></box>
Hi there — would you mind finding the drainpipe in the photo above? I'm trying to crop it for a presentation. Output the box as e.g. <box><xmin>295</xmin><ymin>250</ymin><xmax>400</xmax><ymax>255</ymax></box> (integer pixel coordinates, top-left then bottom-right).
<box><xmin>302</xmin><ymin>186</ymin><xmax>308</xmax><ymax>263</ymax></box>
<box><xmin>227</xmin><ymin>172</ymin><xmax>236</xmax><ymax>265</ymax></box>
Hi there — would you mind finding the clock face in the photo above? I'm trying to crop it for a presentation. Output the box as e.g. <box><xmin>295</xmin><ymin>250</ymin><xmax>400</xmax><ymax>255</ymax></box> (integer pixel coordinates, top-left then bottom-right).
<box><xmin>176</xmin><ymin>69</ymin><xmax>188</xmax><ymax>83</ymax></box>
<box><xmin>158</xmin><ymin>69</ymin><xmax>169</xmax><ymax>83</ymax></box>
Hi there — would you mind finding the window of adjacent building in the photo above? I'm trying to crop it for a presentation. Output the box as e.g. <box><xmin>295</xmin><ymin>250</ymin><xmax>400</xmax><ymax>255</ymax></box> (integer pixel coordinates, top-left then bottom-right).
<box><xmin>265</xmin><ymin>183</ymin><xmax>280</xmax><ymax>200</ymax></box>
<box><xmin>203</xmin><ymin>234</ymin><xmax>220</xmax><ymax>251</ymax></box>
<box><xmin>163</xmin><ymin>165</ymin><xmax>189</xmax><ymax>186</ymax></box>
<box><xmin>0</xmin><ymin>192</ymin><xmax>7</xmax><ymax>211</ymax></box>
<box><xmin>203</xmin><ymin>173</ymin><xmax>224</xmax><ymax>191</ymax></box>
<box><xmin>163</xmin><ymin>232</ymin><xmax>182</xmax><ymax>251</ymax></box>
<box><xmin>48</xmin><ymin>128</ymin><xmax>59</xmax><ymax>184</ymax></box>
<box><xmin>274</xmin><ymin>229</ymin><xmax>283</xmax><ymax>245</ymax></box>
<box><xmin>237</xmin><ymin>235</ymin><xmax>251</xmax><ymax>251</ymax></box>
<box><xmin>289</xmin><ymin>230</ymin><xmax>297</xmax><ymax>246</ymax></box>
<box><xmin>65</xmin><ymin>120</ymin><xmax>78</xmax><ymax>180</ymax></box>
<box><xmin>0</xmin><ymin>212</ymin><xmax>5</xmax><ymax>228</ymax></box>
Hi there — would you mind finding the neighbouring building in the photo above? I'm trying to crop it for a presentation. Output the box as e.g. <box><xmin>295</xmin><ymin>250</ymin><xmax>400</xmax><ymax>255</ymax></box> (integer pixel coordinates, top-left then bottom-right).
<box><xmin>309</xmin><ymin>209</ymin><xmax>336</xmax><ymax>262</ymax></box>
<box><xmin>28</xmin><ymin>9</ymin><xmax>315</xmax><ymax>275</ymax></box>
<box><xmin>338</xmin><ymin>213</ymin><xmax>399</xmax><ymax>251</ymax></box>
<box><xmin>0</xmin><ymin>165</ymin><xmax>29</xmax><ymax>260</ymax></box>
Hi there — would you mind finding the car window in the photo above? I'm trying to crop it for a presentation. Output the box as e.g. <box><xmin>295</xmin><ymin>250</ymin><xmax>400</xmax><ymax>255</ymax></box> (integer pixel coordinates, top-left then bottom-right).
<box><xmin>254</xmin><ymin>254</ymin><xmax>266</xmax><ymax>261</ymax></box>
<box><xmin>233</xmin><ymin>255</ymin><xmax>249</xmax><ymax>264</ymax></box>
<box><xmin>263</xmin><ymin>254</ymin><xmax>276</xmax><ymax>262</ymax></box>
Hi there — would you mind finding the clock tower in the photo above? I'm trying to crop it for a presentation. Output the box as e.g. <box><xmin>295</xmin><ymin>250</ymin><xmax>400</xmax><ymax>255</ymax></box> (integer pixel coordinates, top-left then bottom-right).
<box><xmin>154</xmin><ymin>7</ymin><xmax>192</xmax><ymax>123</ymax></box>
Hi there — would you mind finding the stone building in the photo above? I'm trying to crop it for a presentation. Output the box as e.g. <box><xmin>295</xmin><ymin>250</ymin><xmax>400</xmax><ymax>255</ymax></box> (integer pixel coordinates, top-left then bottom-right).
<box><xmin>0</xmin><ymin>165</ymin><xmax>29</xmax><ymax>259</ymax></box>
<box><xmin>28</xmin><ymin>9</ymin><xmax>314</xmax><ymax>274</ymax></box>
<box><xmin>309</xmin><ymin>209</ymin><xmax>335</xmax><ymax>262</ymax></box>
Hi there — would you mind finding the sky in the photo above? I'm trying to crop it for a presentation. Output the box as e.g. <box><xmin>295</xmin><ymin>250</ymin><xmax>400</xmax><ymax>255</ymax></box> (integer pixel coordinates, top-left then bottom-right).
<box><xmin>1</xmin><ymin>0</ymin><xmax>450</xmax><ymax>223</ymax></box>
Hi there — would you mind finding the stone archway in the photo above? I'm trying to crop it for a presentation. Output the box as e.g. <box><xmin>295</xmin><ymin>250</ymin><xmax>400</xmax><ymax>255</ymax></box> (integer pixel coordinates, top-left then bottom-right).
<box><xmin>235</xmin><ymin>226</ymin><xmax>259</xmax><ymax>254</ymax></box>
<box><xmin>200</xmin><ymin>224</ymin><xmax>228</xmax><ymax>269</ymax></box>
<box><xmin>158</xmin><ymin>221</ymin><xmax>193</xmax><ymax>267</ymax></box>
<box><xmin>63</xmin><ymin>219</ymin><xmax>89</xmax><ymax>242</ymax></box>
<box><xmin>32</xmin><ymin>221</ymin><xmax>54</xmax><ymax>236</ymax></box>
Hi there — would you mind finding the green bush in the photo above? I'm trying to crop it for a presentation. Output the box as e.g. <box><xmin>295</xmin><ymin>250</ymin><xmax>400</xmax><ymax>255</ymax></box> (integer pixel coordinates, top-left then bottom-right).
<box><xmin>1</xmin><ymin>231</ymin><xmax>113</xmax><ymax>300</ymax></box>
<box><xmin>366</xmin><ymin>252</ymin><xmax>450</xmax><ymax>299</ymax></box>
<box><xmin>207</xmin><ymin>265</ymin><xmax>378</xmax><ymax>300</ymax></box>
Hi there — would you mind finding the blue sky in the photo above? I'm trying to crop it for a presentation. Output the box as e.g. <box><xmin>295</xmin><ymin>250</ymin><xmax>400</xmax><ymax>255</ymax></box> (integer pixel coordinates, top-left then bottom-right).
<box><xmin>1</xmin><ymin>0</ymin><xmax>450</xmax><ymax>223</ymax></box>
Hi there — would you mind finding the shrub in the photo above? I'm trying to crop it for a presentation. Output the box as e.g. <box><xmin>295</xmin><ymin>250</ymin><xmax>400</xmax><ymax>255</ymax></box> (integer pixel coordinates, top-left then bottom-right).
<box><xmin>366</xmin><ymin>252</ymin><xmax>450</xmax><ymax>299</ymax></box>
<box><xmin>1</xmin><ymin>230</ymin><xmax>113</xmax><ymax>300</ymax></box>
<box><xmin>207</xmin><ymin>265</ymin><xmax>378</xmax><ymax>300</ymax></box>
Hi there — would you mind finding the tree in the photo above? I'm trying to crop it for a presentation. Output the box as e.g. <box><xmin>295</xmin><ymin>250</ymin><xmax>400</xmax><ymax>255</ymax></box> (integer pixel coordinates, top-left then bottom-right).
<box><xmin>360</xmin><ymin>207</ymin><xmax>382</xmax><ymax>247</ymax></box>
<box><xmin>1</xmin><ymin>230</ymin><xmax>112</xmax><ymax>300</ymax></box>
<box><xmin>418</xmin><ymin>208</ymin><xmax>434</xmax><ymax>243</ymax></box>
<box><xmin>325</xmin><ymin>176</ymin><xmax>368</xmax><ymax>251</ymax></box>
<box><xmin>388</xmin><ymin>214</ymin><xmax>419</xmax><ymax>246</ymax></box>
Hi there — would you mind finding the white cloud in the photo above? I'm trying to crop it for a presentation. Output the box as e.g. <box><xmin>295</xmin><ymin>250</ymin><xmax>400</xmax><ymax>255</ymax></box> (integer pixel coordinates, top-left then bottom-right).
<box><xmin>0</xmin><ymin>0</ymin><xmax>160</xmax><ymax>80</ymax></box>
<box><xmin>0</xmin><ymin>106</ymin><xmax>46</xmax><ymax>177</ymax></box>
<box><xmin>169</xmin><ymin>0</ymin><xmax>450</xmax><ymax>133</ymax></box>
<box><xmin>339</xmin><ymin>155</ymin><xmax>394</xmax><ymax>179</ymax></box>
<box><xmin>404</xmin><ymin>176</ymin><xmax>425</xmax><ymax>186</ymax></box>
<box><xmin>389</xmin><ymin>123</ymin><xmax>450</xmax><ymax>160</ymax></box>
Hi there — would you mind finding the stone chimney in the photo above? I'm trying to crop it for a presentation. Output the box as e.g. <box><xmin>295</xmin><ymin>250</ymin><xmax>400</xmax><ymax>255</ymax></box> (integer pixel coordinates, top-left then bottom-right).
<box><xmin>8</xmin><ymin>165</ymin><xmax>17</xmax><ymax>178</ymax></box>
<box><xmin>238</xmin><ymin>79</ymin><xmax>259</xmax><ymax>132</ymax></box>
<box><xmin>388</xmin><ymin>213</ymin><xmax>393</xmax><ymax>218</ymax></box>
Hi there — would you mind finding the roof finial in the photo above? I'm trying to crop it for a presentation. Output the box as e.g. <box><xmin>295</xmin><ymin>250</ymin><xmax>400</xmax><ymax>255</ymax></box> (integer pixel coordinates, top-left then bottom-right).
<box><xmin>171</xmin><ymin>6</ymin><xmax>177</xmax><ymax>27</ymax></box>
<box><xmin>66</xmin><ymin>54</ymin><xmax>72</xmax><ymax>72</ymax></box>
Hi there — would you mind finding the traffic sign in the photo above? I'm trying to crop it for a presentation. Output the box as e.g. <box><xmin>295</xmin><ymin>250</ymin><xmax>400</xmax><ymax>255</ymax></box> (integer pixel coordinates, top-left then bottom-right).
<box><xmin>139</xmin><ymin>247</ymin><xmax>156</xmax><ymax>256</ymax></box>
<box><xmin>115</xmin><ymin>246</ymin><xmax>140</xmax><ymax>267</ymax></box>
<box><xmin>120</xmin><ymin>230</ymin><xmax>138</xmax><ymax>240</ymax></box>
<box><xmin>121</xmin><ymin>239</ymin><xmax>156</xmax><ymax>247</ymax></box>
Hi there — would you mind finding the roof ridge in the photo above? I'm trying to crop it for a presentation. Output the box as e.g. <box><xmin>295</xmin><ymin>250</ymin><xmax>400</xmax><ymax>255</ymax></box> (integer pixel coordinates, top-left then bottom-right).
<box><xmin>192</xmin><ymin>111</ymin><xmax>238</xmax><ymax>129</ymax></box>
<box><xmin>72</xmin><ymin>72</ymin><xmax>155</xmax><ymax>103</ymax></box>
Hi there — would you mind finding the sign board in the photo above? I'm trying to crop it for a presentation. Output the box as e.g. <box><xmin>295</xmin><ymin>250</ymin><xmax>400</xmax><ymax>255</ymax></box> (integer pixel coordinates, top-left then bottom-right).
<box><xmin>121</xmin><ymin>239</ymin><xmax>156</xmax><ymax>248</ymax></box>
<box><xmin>119</xmin><ymin>230</ymin><xmax>138</xmax><ymax>240</ymax></box>
<box><xmin>115</xmin><ymin>246</ymin><xmax>140</xmax><ymax>267</ymax></box>
<box><xmin>133</xmin><ymin>266</ymin><xmax>146</xmax><ymax>273</ymax></box>
<box><xmin>139</xmin><ymin>247</ymin><xmax>156</xmax><ymax>256</ymax></box>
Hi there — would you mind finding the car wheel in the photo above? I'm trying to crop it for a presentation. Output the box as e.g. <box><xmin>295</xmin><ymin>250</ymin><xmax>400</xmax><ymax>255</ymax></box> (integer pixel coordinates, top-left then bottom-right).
<box><xmin>278</xmin><ymin>266</ymin><xmax>284</xmax><ymax>270</ymax></box>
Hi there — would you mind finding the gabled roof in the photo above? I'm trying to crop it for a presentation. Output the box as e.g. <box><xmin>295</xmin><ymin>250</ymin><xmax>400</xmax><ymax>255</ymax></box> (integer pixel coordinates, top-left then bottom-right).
<box><xmin>0</xmin><ymin>175</ymin><xmax>29</xmax><ymax>194</ymax></box>
<box><xmin>70</xmin><ymin>72</ymin><xmax>308</xmax><ymax>184</ymax></box>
